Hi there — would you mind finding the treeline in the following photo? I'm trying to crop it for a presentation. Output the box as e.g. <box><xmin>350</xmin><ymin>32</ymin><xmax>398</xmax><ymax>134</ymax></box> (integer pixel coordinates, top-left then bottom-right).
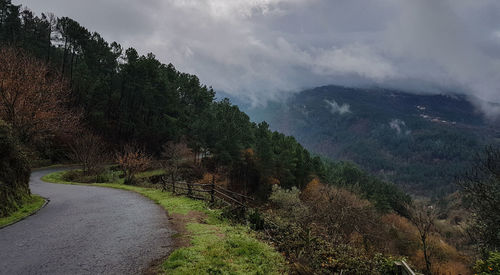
<box><xmin>0</xmin><ymin>0</ymin><xmax>408</xmax><ymax>209</ymax></box>
<box><xmin>5</xmin><ymin>2</ymin><xmax>493</xmax><ymax>273</ymax></box>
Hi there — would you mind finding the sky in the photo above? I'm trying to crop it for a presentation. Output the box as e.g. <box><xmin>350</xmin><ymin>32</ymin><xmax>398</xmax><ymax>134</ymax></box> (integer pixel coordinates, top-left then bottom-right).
<box><xmin>14</xmin><ymin>0</ymin><xmax>500</xmax><ymax>117</ymax></box>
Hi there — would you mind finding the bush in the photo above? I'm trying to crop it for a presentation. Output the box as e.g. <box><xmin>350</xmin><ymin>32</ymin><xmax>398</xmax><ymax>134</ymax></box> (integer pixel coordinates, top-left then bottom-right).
<box><xmin>68</xmin><ymin>132</ymin><xmax>108</xmax><ymax>176</ymax></box>
<box><xmin>256</xmin><ymin>184</ymin><xmax>401</xmax><ymax>274</ymax></box>
<box><xmin>116</xmin><ymin>145</ymin><xmax>152</xmax><ymax>185</ymax></box>
<box><xmin>0</xmin><ymin>120</ymin><xmax>31</xmax><ymax>217</ymax></box>
<box><xmin>474</xmin><ymin>251</ymin><xmax>500</xmax><ymax>274</ymax></box>
<box><xmin>62</xmin><ymin>169</ymin><xmax>116</xmax><ymax>183</ymax></box>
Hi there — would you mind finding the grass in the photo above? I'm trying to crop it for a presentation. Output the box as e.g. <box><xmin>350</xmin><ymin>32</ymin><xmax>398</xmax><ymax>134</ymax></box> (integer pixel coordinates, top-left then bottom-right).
<box><xmin>0</xmin><ymin>195</ymin><xmax>46</xmax><ymax>228</ymax></box>
<box><xmin>164</xmin><ymin>222</ymin><xmax>284</xmax><ymax>274</ymax></box>
<box><xmin>136</xmin><ymin>169</ymin><xmax>166</xmax><ymax>178</ymax></box>
<box><xmin>42</xmin><ymin>170</ymin><xmax>286</xmax><ymax>274</ymax></box>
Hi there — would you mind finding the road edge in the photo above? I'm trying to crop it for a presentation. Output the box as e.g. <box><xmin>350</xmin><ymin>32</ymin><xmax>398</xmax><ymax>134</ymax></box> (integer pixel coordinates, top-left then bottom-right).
<box><xmin>0</xmin><ymin>196</ymin><xmax>50</xmax><ymax>230</ymax></box>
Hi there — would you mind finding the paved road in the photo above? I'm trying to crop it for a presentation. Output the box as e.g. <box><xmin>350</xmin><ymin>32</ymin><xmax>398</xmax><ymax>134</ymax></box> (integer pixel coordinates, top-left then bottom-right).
<box><xmin>0</xmin><ymin>169</ymin><xmax>173</xmax><ymax>275</ymax></box>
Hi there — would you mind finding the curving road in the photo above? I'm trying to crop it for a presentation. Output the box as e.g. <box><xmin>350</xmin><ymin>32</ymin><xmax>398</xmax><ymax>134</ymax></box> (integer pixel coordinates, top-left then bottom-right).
<box><xmin>0</xmin><ymin>169</ymin><xmax>173</xmax><ymax>275</ymax></box>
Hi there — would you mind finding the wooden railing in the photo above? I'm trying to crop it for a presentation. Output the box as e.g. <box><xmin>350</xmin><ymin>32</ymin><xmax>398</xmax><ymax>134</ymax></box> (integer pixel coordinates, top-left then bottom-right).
<box><xmin>394</xmin><ymin>260</ymin><xmax>419</xmax><ymax>275</ymax></box>
<box><xmin>160</xmin><ymin>177</ymin><xmax>253</xmax><ymax>207</ymax></box>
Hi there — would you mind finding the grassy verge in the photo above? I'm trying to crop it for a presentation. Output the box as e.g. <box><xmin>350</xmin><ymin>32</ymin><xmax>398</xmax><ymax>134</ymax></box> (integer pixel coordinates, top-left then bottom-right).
<box><xmin>42</xmin><ymin>170</ymin><xmax>286</xmax><ymax>274</ymax></box>
<box><xmin>0</xmin><ymin>195</ymin><xmax>46</xmax><ymax>228</ymax></box>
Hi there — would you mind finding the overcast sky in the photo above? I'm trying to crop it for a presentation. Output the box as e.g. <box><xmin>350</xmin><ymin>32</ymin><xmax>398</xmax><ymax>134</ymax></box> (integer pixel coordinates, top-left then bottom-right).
<box><xmin>14</xmin><ymin>0</ymin><xmax>500</xmax><ymax>116</ymax></box>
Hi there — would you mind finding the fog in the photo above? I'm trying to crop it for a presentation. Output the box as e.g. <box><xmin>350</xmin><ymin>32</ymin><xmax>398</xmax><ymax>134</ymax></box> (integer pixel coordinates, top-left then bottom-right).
<box><xmin>15</xmin><ymin>0</ymin><xmax>500</xmax><ymax>116</ymax></box>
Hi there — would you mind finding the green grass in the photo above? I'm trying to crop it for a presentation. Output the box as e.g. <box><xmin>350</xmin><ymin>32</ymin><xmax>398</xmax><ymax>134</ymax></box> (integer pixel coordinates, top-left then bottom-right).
<box><xmin>42</xmin><ymin>170</ymin><xmax>286</xmax><ymax>274</ymax></box>
<box><xmin>164</xmin><ymin>222</ymin><xmax>285</xmax><ymax>275</ymax></box>
<box><xmin>0</xmin><ymin>195</ymin><xmax>45</xmax><ymax>227</ymax></box>
<box><xmin>136</xmin><ymin>169</ymin><xmax>166</xmax><ymax>178</ymax></box>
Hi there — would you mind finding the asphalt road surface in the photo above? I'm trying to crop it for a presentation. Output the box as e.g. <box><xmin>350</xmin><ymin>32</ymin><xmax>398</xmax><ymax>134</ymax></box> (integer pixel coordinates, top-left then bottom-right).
<box><xmin>0</xmin><ymin>168</ymin><xmax>173</xmax><ymax>275</ymax></box>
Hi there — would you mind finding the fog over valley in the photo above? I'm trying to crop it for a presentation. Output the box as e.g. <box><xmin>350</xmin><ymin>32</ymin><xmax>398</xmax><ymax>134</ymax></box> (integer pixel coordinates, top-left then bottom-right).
<box><xmin>15</xmin><ymin>0</ymin><xmax>500</xmax><ymax>117</ymax></box>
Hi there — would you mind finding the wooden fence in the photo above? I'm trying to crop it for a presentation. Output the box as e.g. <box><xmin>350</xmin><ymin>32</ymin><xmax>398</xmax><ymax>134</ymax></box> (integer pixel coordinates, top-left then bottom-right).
<box><xmin>394</xmin><ymin>260</ymin><xmax>419</xmax><ymax>275</ymax></box>
<box><xmin>160</xmin><ymin>176</ymin><xmax>253</xmax><ymax>207</ymax></box>
<box><xmin>160</xmin><ymin>177</ymin><xmax>421</xmax><ymax>275</ymax></box>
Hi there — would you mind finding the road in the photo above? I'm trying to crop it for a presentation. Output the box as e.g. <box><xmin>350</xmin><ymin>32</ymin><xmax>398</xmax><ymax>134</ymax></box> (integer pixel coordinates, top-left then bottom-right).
<box><xmin>0</xmin><ymin>168</ymin><xmax>173</xmax><ymax>275</ymax></box>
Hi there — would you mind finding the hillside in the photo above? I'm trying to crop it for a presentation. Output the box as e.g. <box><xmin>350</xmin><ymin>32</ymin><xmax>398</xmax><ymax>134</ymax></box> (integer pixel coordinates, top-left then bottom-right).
<box><xmin>3</xmin><ymin>1</ymin><xmax>500</xmax><ymax>273</ymax></box>
<box><xmin>244</xmin><ymin>85</ymin><xmax>500</xmax><ymax>195</ymax></box>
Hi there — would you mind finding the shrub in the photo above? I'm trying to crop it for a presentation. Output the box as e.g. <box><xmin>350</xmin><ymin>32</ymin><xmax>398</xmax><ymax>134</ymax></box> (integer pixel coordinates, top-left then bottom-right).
<box><xmin>116</xmin><ymin>145</ymin><xmax>152</xmax><ymax>185</ymax></box>
<box><xmin>474</xmin><ymin>251</ymin><xmax>500</xmax><ymax>275</ymax></box>
<box><xmin>0</xmin><ymin>120</ymin><xmax>31</xmax><ymax>217</ymax></box>
<box><xmin>259</xmin><ymin>184</ymin><xmax>399</xmax><ymax>274</ymax></box>
<box><xmin>68</xmin><ymin>132</ymin><xmax>108</xmax><ymax>176</ymax></box>
<box><xmin>62</xmin><ymin>169</ymin><xmax>116</xmax><ymax>183</ymax></box>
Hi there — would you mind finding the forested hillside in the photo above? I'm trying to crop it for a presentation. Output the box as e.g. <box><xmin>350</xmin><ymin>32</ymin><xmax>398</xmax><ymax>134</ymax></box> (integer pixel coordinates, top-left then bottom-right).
<box><xmin>245</xmin><ymin>85</ymin><xmax>500</xmax><ymax>195</ymax></box>
<box><xmin>2</xmin><ymin>1</ymin><xmax>498</xmax><ymax>274</ymax></box>
<box><xmin>0</xmin><ymin>0</ymin><xmax>410</xmax><ymax>208</ymax></box>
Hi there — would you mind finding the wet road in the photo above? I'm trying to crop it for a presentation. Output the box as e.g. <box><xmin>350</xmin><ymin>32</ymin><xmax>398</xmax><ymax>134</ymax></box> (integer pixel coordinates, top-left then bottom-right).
<box><xmin>0</xmin><ymin>169</ymin><xmax>173</xmax><ymax>275</ymax></box>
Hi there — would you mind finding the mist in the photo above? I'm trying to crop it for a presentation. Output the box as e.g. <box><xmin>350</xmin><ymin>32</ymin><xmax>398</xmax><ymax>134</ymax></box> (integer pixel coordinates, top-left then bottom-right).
<box><xmin>14</xmin><ymin>0</ymin><xmax>500</xmax><ymax>117</ymax></box>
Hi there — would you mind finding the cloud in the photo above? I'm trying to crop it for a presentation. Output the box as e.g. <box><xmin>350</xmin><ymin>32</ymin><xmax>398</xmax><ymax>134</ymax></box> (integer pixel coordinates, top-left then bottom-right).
<box><xmin>325</xmin><ymin>100</ymin><xmax>351</xmax><ymax>115</ymax></box>
<box><xmin>389</xmin><ymin>119</ymin><xmax>410</xmax><ymax>135</ymax></box>
<box><xmin>13</xmin><ymin>0</ymin><xmax>500</xmax><ymax>116</ymax></box>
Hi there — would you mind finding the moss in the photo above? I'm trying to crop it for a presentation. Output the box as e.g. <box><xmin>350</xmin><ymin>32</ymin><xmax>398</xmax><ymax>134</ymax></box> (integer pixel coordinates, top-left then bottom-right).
<box><xmin>0</xmin><ymin>120</ymin><xmax>31</xmax><ymax>217</ymax></box>
<box><xmin>0</xmin><ymin>195</ymin><xmax>45</xmax><ymax>227</ymax></box>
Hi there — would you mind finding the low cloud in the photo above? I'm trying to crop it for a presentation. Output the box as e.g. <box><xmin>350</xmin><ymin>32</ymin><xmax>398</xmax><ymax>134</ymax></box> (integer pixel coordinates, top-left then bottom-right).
<box><xmin>389</xmin><ymin>119</ymin><xmax>411</xmax><ymax>135</ymax></box>
<box><xmin>15</xmin><ymin>0</ymin><xmax>500</xmax><ymax>117</ymax></box>
<box><xmin>325</xmin><ymin>100</ymin><xmax>351</xmax><ymax>115</ymax></box>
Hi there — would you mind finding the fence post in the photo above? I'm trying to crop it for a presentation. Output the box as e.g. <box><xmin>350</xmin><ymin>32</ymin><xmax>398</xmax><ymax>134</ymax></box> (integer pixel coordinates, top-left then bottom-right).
<box><xmin>188</xmin><ymin>182</ymin><xmax>192</xmax><ymax>197</ymax></box>
<box><xmin>210</xmin><ymin>175</ymin><xmax>215</xmax><ymax>203</ymax></box>
<box><xmin>161</xmin><ymin>176</ymin><xmax>166</xmax><ymax>192</ymax></box>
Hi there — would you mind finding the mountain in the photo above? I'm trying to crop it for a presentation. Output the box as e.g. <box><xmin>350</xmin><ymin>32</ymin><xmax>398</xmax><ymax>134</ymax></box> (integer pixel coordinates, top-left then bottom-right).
<box><xmin>243</xmin><ymin>85</ymin><xmax>500</xmax><ymax>195</ymax></box>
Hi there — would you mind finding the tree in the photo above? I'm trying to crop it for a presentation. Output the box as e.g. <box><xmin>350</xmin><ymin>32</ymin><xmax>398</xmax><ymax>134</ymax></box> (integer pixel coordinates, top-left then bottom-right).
<box><xmin>161</xmin><ymin>141</ymin><xmax>191</xmax><ymax>190</ymax></box>
<box><xmin>407</xmin><ymin>202</ymin><xmax>437</xmax><ymax>275</ymax></box>
<box><xmin>68</xmin><ymin>132</ymin><xmax>108</xmax><ymax>175</ymax></box>
<box><xmin>458</xmin><ymin>146</ymin><xmax>500</xmax><ymax>253</ymax></box>
<box><xmin>303</xmin><ymin>180</ymin><xmax>384</xmax><ymax>248</ymax></box>
<box><xmin>0</xmin><ymin>0</ymin><xmax>21</xmax><ymax>44</ymax></box>
<box><xmin>116</xmin><ymin>145</ymin><xmax>152</xmax><ymax>185</ymax></box>
<box><xmin>0</xmin><ymin>47</ymin><xmax>79</xmax><ymax>143</ymax></box>
<box><xmin>0</xmin><ymin>119</ymin><xmax>31</xmax><ymax>217</ymax></box>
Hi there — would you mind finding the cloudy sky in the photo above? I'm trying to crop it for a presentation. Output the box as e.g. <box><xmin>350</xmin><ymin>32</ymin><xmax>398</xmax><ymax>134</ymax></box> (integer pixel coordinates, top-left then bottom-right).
<box><xmin>14</xmin><ymin>0</ymin><xmax>500</xmax><ymax>116</ymax></box>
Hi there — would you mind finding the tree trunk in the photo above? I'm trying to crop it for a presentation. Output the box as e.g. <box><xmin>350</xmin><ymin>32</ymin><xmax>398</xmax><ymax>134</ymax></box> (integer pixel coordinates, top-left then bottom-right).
<box><xmin>422</xmin><ymin>235</ymin><xmax>432</xmax><ymax>275</ymax></box>
<box><xmin>61</xmin><ymin>38</ymin><xmax>68</xmax><ymax>78</ymax></box>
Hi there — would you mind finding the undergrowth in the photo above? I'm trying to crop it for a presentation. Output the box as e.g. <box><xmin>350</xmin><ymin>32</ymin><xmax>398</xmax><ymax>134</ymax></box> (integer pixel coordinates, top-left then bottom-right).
<box><xmin>0</xmin><ymin>195</ymin><xmax>45</xmax><ymax>227</ymax></box>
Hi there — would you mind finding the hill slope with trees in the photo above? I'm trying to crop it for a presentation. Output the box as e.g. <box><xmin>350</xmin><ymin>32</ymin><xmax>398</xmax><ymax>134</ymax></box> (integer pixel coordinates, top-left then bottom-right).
<box><xmin>0</xmin><ymin>0</ymin><xmax>409</xmax><ymax>210</ymax></box>
<box><xmin>245</xmin><ymin>85</ymin><xmax>500</xmax><ymax>195</ymax></box>
<box><xmin>3</xmin><ymin>1</ymin><xmax>498</xmax><ymax>273</ymax></box>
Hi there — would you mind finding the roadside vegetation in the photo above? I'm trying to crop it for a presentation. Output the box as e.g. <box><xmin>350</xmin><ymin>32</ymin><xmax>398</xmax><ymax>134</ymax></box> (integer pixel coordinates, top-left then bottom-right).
<box><xmin>1</xmin><ymin>0</ymin><xmax>499</xmax><ymax>274</ymax></box>
<box><xmin>42</xmin><ymin>170</ymin><xmax>286</xmax><ymax>274</ymax></box>
<box><xmin>0</xmin><ymin>120</ymin><xmax>31</xmax><ymax>218</ymax></box>
<box><xmin>0</xmin><ymin>195</ymin><xmax>45</xmax><ymax>228</ymax></box>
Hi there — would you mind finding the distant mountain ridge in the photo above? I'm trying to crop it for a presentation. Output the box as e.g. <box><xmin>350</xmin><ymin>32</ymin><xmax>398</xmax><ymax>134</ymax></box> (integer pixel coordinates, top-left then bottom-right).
<box><xmin>242</xmin><ymin>85</ymin><xmax>500</xmax><ymax>195</ymax></box>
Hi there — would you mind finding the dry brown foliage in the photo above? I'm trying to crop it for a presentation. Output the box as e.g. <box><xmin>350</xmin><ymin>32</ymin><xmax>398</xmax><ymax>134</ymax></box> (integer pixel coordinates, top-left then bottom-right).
<box><xmin>382</xmin><ymin>209</ymin><xmax>473</xmax><ymax>274</ymax></box>
<box><xmin>116</xmin><ymin>145</ymin><xmax>152</xmax><ymax>184</ymax></box>
<box><xmin>0</xmin><ymin>47</ymin><xmax>80</xmax><ymax>142</ymax></box>
<box><xmin>301</xmin><ymin>179</ymin><xmax>385</xmax><ymax>249</ymax></box>
<box><xmin>68</xmin><ymin>132</ymin><xmax>108</xmax><ymax>175</ymax></box>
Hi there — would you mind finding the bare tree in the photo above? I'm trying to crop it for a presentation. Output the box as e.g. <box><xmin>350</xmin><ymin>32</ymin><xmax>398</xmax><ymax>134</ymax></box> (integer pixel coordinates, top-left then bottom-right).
<box><xmin>408</xmin><ymin>202</ymin><xmax>437</xmax><ymax>275</ymax></box>
<box><xmin>116</xmin><ymin>145</ymin><xmax>152</xmax><ymax>185</ymax></box>
<box><xmin>161</xmin><ymin>141</ymin><xmax>191</xmax><ymax>190</ymax></box>
<box><xmin>68</xmin><ymin>132</ymin><xmax>107</xmax><ymax>175</ymax></box>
